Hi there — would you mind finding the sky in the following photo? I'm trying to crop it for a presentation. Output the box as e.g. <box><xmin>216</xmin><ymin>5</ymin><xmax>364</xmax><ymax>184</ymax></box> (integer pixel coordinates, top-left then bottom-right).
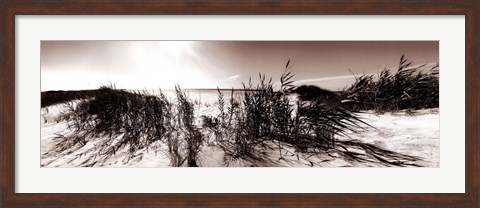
<box><xmin>41</xmin><ymin>41</ymin><xmax>439</xmax><ymax>91</ymax></box>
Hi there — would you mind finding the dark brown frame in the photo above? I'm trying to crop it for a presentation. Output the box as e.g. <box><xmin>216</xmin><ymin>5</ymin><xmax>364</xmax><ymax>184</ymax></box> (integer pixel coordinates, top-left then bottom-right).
<box><xmin>1</xmin><ymin>1</ymin><xmax>479</xmax><ymax>207</ymax></box>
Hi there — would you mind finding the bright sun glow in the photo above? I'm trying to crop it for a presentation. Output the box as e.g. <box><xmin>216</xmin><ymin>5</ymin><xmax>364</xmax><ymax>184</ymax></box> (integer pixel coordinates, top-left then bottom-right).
<box><xmin>160</xmin><ymin>41</ymin><xmax>193</xmax><ymax>57</ymax></box>
<box><xmin>129</xmin><ymin>41</ymin><xmax>213</xmax><ymax>89</ymax></box>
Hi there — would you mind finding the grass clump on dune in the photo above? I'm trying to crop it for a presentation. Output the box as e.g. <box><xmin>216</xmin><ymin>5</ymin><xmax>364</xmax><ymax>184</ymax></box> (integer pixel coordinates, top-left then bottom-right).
<box><xmin>202</xmin><ymin>60</ymin><xmax>370</xmax><ymax>162</ymax></box>
<box><xmin>173</xmin><ymin>85</ymin><xmax>203</xmax><ymax>167</ymax></box>
<box><xmin>46</xmin><ymin>85</ymin><xmax>203</xmax><ymax>167</ymax></box>
<box><xmin>343</xmin><ymin>55</ymin><xmax>439</xmax><ymax>114</ymax></box>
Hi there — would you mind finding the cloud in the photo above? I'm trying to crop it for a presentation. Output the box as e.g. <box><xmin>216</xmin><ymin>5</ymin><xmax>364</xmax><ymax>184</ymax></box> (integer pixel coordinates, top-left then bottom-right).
<box><xmin>295</xmin><ymin>62</ymin><xmax>438</xmax><ymax>85</ymax></box>
<box><xmin>295</xmin><ymin>74</ymin><xmax>357</xmax><ymax>84</ymax></box>
<box><xmin>294</xmin><ymin>62</ymin><xmax>439</xmax><ymax>90</ymax></box>
<box><xmin>220</xmin><ymin>74</ymin><xmax>240</xmax><ymax>82</ymax></box>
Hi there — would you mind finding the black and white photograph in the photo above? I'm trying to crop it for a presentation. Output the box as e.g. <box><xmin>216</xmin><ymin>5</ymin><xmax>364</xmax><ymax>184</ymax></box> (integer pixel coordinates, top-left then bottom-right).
<box><xmin>41</xmin><ymin>41</ymin><xmax>439</xmax><ymax>167</ymax></box>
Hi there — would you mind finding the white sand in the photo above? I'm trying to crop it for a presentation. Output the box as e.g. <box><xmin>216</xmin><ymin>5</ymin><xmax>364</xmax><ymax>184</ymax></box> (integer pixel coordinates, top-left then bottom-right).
<box><xmin>41</xmin><ymin>102</ymin><xmax>439</xmax><ymax>167</ymax></box>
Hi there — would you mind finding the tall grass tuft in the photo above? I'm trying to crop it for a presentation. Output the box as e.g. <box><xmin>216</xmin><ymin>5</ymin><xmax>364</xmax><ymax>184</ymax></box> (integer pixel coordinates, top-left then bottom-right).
<box><xmin>54</xmin><ymin>85</ymin><xmax>206</xmax><ymax>167</ymax></box>
<box><xmin>174</xmin><ymin>85</ymin><xmax>203</xmax><ymax>167</ymax></box>
<box><xmin>343</xmin><ymin>55</ymin><xmax>439</xmax><ymax>114</ymax></box>
<box><xmin>202</xmin><ymin>60</ymin><xmax>370</xmax><ymax>161</ymax></box>
<box><xmin>48</xmin><ymin>85</ymin><xmax>174</xmax><ymax>165</ymax></box>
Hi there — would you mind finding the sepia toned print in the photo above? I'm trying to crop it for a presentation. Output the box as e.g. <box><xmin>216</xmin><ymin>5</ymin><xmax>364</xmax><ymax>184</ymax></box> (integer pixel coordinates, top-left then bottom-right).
<box><xmin>41</xmin><ymin>41</ymin><xmax>439</xmax><ymax>167</ymax></box>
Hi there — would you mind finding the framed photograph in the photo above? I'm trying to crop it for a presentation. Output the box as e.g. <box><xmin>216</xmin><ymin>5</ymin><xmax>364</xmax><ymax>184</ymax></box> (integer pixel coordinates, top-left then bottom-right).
<box><xmin>1</xmin><ymin>1</ymin><xmax>479</xmax><ymax>207</ymax></box>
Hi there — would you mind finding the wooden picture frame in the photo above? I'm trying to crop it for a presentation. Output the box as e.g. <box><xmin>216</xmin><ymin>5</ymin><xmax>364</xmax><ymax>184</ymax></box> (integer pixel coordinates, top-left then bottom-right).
<box><xmin>1</xmin><ymin>1</ymin><xmax>478</xmax><ymax>207</ymax></box>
